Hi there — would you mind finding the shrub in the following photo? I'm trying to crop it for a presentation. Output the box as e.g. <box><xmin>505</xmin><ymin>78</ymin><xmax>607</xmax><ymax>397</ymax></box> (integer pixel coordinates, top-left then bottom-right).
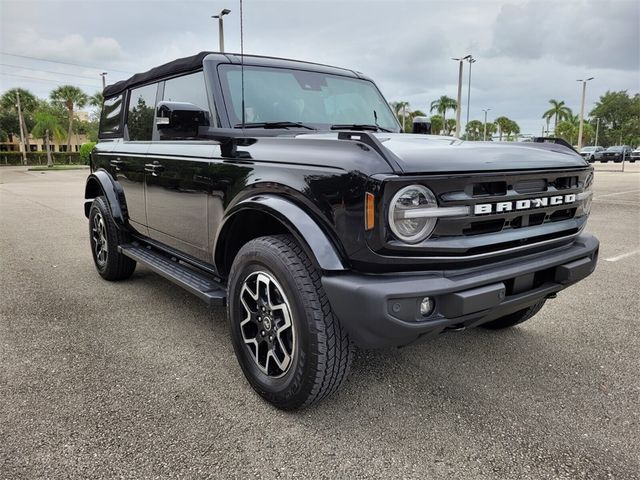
<box><xmin>0</xmin><ymin>151</ymin><xmax>82</xmax><ymax>166</ymax></box>
<box><xmin>79</xmin><ymin>142</ymin><xmax>96</xmax><ymax>165</ymax></box>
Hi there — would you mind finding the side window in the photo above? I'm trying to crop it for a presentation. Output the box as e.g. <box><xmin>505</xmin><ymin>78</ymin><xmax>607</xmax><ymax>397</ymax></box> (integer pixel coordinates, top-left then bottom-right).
<box><xmin>163</xmin><ymin>71</ymin><xmax>210</xmax><ymax>114</ymax></box>
<box><xmin>99</xmin><ymin>95</ymin><xmax>123</xmax><ymax>137</ymax></box>
<box><xmin>127</xmin><ymin>83</ymin><xmax>158</xmax><ymax>141</ymax></box>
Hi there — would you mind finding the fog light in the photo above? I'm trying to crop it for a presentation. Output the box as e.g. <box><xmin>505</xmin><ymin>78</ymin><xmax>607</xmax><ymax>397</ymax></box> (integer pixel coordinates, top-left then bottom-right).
<box><xmin>419</xmin><ymin>296</ymin><xmax>434</xmax><ymax>316</ymax></box>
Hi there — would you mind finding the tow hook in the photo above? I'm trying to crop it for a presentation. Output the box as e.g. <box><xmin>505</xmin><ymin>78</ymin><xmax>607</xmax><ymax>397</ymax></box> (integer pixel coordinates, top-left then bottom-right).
<box><xmin>545</xmin><ymin>293</ymin><xmax>558</xmax><ymax>299</ymax></box>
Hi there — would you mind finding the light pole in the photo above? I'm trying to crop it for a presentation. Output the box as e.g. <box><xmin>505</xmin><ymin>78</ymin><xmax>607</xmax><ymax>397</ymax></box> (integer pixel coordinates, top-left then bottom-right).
<box><xmin>212</xmin><ymin>8</ymin><xmax>231</xmax><ymax>52</ymax></box>
<box><xmin>577</xmin><ymin>77</ymin><xmax>594</xmax><ymax>149</ymax></box>
<box><xmin>482</xmin><ymin>108</ymin><xmax>491</xmax><ymax>141</ymax></box>
<box><xmin>465</xmin><ymin>56</ymin><xmax>476</xmax><ymax>127</ymax></box>
<box><xmin>100</xmin><ymin>72</ymin><xmax>107</xmax><ymax>90</ymax></box>
<box><xmin>594</xmin><ymin>117</ymin><xmax>600</xmax><ymax>146</ymax></box>
<box><xmin>452</xmin><ymin>55</ymin><xmax>471</xmax><ymax>138</ymax></box>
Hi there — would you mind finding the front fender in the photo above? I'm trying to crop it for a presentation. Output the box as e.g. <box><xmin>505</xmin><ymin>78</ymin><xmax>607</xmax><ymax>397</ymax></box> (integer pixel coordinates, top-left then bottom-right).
<box><xmin>215</xmin><ymin>194</ymin><xmax>347</xmax><ymax>272</ymax></box>
<box><xmin>84</xmin><ymin>169</ymin><xmax>126</xmax><ymax>225</ymax></box>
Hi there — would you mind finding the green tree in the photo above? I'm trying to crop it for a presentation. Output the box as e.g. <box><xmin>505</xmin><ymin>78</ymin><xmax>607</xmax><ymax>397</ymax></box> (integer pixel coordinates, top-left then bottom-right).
<box><xmin>464</xmin><ymin>120</ymin><xmax>484</xmax><ymax>140</ymax></box>
<box><xmin>0</xmin><ymin>108</ymin><xmax>20</xmax><ymax>142</ymax></box>
<box><xmin>589</xmin><ymin>91</ymin><xmax>640</xmax><ymax>146</ymax></box>
<box><xmin>430</xmin><ymin>96</ymin><xmax>457</xmax><ymax>133</ymax></box>
<box><xmin>50</xmin><ymin>85</ymin><xmax>88</xmax><ymax>157</ymax></box>
<box><xmin>504</xmin><ymin>119</ymin><xmax>520</xmax><ymax>141</ymax></box>
<box><xmin>429</xmin><ymin>114</ymin><xmax>443</xmax><ymax>135</ymax></box>
<box><xmin>31</xmin><ymin>110</ymin><xmax>65</xmax><ymax>167</ymax></box>
<box><xmin>444</xmin><ymin>118</ymin><xmax>457</xmax><ymax>136</ymax></box>
<box><xmin>542</xmin><ymin>99</ymin><xmax>572</xmax><ymax>134</ymax></box>
<box><xmin>89</xmin><ymin>92</ymin><xmax>103</xmax><ymax>121</ymax></box>
<box><xmin>0</xmin><ymin>88</ymin><xmax>38</xmax><ymax>149</ymax></box>
<box><xmin>390</xmin><ymin>101</ymin><xmax>411</xmax><ymax>131</ymax></box>
<box><xmin>494</xmin><ymin>116</ymin><xmax>512</xmax><ymax>141</ymax></box>
<box><xmin>484</xmin><ymin>121</ymin><xmax>497</xmax><ymax>141</ymax></box>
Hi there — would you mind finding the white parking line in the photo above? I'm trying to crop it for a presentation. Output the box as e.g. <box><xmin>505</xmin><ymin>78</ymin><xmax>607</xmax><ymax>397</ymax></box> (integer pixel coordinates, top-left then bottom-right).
<box><xmin>594</xmin><ymin>189</ymin><xmax>640</xmax><ymax>199</ymax></box>
<box><xmin>605</xmin><ymin>249</ymin><xmax>640</xmax><ymax>262</ymax></box>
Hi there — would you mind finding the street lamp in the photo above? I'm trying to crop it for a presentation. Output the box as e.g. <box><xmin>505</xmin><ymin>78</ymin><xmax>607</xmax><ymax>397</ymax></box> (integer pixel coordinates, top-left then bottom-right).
<box><xmin>212</xmin><ymin>8</ymin><xmax>231</xmax><ymax>52</ymax></box>
<box><xmin>465</xmin><ymin>56</ymin><xmax>476</xmax><ymax>127</ymax></box>
<box><xmin>576</xmin><ymin>77</ymin><xmax>594</xmax><ymax>149</ymax></box>
<box><xmin>100</xmin><ymin>72</ymin><xmax>107</xmax><ymax>90</ymax></box>
<box><xmin>452</xmin><ymin>55</ymin><xmax>471</xmax><ymax>138</ymax></box>
<box><xmin>482</xmin><ymin>108</ymin><xmax>491</xmax><ymax>141</ymax></box>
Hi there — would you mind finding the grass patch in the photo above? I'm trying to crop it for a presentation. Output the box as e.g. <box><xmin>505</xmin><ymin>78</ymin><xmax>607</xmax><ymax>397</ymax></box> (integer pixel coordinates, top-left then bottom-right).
<box><xmin>28</xmin><ymin>165</ymin><xmax>89</xmax><ymax>171</ymax></box>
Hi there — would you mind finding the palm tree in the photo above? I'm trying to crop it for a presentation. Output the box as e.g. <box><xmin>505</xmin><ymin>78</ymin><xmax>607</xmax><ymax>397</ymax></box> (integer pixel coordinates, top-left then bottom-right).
<box><xmin>89</xmin><ymin>92</ymin><xmax>103</xmax><ymax>120</ymax></box>
<box><xmin>444</xmin><ymin>118</ymin><xmax>457</xmax><ymax>136</ymax></box>
<box><xmin>465</xmin><ymin>120</ymin><xmax>484</xmax><ymax>140</ymax></box>
<box><xmin>31</xmin><ymin>111</ymin><xmax>65</xmax><ymax>168</ymax></box>
<box><xmin>542</xmin><ymin>99</ymin><xmax>572</xmax><ymax>134</ymax></box>
<box><xmin>50</xmin><ymin>85</ymin><xmax>88</xmax><ymax>157</ymax></box>
<box><xmin>494</xmin><ymin>116</ymin><xmax>512</xmax><ymax>141</ymax></box>
<box><xmin>430</xmin><ymin>96</ymin><xmax>457</xmax><ymax>133</ymax></box>
<box><xmin>0</xmin><ymin>88</ymin><xmax>38</xmax><ymax>150</ymax></box>
<box><xmin>430</xmin><ymin>114</ymin><xmax>443</xmax><ymax>135</ymax></box>
<box><xmin>390</xmin><ymin>101</ymin><xmax>410</xmax><ymax>131</ymax></box>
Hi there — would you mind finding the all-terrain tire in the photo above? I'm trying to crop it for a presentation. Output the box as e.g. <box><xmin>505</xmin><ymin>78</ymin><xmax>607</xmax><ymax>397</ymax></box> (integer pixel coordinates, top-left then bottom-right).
<box><xmin>89</xmin><ymin>196</ymin><xmax>136</xmax><ymax>281</ymax></box>
<box><xmin>480</xmin><ymin>299</ymin><xmax>546</xmax><ymax>330</ymax></box>
<box><xmin>227</xmin><ymin>234</ymin><xmax>354</xmax><ymax>410</ymax></box>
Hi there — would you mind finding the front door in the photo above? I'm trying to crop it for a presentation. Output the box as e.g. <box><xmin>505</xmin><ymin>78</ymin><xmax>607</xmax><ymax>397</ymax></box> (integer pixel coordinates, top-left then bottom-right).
<box><xmin>143</xmin><ymin>71</ymin><xmax>216</xmax><ymax>262</ymax></box>
<box><xmin>144</xmin><ymin>144</ymin><xmax>215</xmax><ymax>261</ymax></box>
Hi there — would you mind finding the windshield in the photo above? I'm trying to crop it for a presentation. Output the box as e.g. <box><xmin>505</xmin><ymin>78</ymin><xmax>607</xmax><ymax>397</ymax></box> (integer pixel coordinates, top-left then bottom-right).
<box><xmin>606</xmin><ymin>146</ymin><xmax>622</xmax><ymax>152</ymax></box>
<box><xmin>581</xmin><ymin>147</ymin><xmax>596</xmax><ymax>152</ymax></box>
<box><xmin>218</xmin><ymin>64</ymin><xmax>399</xmax><ymax>131</ymax></box>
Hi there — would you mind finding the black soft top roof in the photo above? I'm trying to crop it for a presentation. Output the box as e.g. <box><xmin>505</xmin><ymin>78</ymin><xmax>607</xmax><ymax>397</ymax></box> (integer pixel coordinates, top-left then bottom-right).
<box><xmin>103</xmin><ymin>51</ymin><xmax>211</xmax><ymax>98</ymax></box>
<box><xmin>103</xmin><ymin>51</ymin><xmax>363</xmax><ymax>98</ymax></box>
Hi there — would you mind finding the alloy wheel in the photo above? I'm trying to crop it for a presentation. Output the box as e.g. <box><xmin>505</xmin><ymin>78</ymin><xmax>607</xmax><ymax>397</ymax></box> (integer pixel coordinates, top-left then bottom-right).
<box><xmin>239</xmin><ymin>271</ymin><xmax>295</xmax><ymax>378</ymax></box>
<box><xmin>92</xmin><ymin>212</ymin><xmax>108</xmax><ymax>267</ymax></box>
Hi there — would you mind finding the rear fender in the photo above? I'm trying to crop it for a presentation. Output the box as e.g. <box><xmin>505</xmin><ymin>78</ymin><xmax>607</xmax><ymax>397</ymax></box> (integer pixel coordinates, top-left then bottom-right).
<box><xmin>84</xmin><ymin>169</ymin><xmax>126</xmax><ymax>225</ymax></box>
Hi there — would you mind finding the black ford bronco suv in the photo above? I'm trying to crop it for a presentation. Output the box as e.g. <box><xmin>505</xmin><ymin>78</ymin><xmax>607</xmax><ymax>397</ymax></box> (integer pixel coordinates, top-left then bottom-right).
<box><xmin>85</xmin><ymin>52</ymin><xmax>599</xmax><ymax>409</ymax></box>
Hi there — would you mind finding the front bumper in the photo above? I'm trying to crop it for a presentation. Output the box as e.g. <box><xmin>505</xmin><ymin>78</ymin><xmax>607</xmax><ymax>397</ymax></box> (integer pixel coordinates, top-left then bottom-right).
<box><xmin>322</xmin><ymin>233</ymin><xmax>599</xmax><ymax>348</ymax></box>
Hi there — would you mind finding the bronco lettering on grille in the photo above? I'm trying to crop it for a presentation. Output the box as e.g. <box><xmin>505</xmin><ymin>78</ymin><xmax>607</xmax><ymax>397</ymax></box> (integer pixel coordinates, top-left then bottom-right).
<box><xmin>474</xmin><ymin>194</ymin><xmax>576</xmax><ymax>215</ymax></box>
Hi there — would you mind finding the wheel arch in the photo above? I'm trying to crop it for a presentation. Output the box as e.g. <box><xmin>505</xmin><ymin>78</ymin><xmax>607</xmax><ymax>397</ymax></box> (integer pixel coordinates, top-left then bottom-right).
<box><xmin>214</xmin><ymin>195</ymin><xmax>347</xmax><ymax>277</ymax></box>
<box><xmin>84</xmin><ymin>169</ymin><xmax>126</xmax><ymax>225</ymax></box>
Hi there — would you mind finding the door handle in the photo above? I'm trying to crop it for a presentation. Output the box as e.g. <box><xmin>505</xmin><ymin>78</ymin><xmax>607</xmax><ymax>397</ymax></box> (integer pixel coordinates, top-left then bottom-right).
<box><xmin>110</xmin><ymin>159</ymin><xmax>124</xmax><ymax>170</ymax></box>
<box><xmin>144</xmin><ymin>162</ymin><xmax>165</xmax><ymax>176</ymax></box>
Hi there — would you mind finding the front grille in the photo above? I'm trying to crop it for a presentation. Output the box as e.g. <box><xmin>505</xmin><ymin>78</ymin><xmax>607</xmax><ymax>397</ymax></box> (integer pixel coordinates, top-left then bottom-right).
<box><xmin>380</xmin><ymin>168</ymin><xmax>591</xmax><ymax>259</ymax></box>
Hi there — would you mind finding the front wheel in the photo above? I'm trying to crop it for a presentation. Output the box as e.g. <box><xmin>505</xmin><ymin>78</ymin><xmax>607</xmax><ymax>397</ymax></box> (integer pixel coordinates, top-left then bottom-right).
<box><xmin>227</xmin><ymin>235</ymin><xmax>354</xmax><ymax>410</ymax></box>
<box><xmin>480</xmin><ymin>300</ymin><xmax>546</xmax><ymax>330</ymax></box>
<box><xmin>88</xmin><ymin>196</ymin><xmax>136</xmax><ymax>281</ymax></box>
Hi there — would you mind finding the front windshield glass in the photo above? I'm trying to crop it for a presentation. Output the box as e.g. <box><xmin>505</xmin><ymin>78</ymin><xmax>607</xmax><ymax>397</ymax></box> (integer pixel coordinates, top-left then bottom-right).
<box><xmin>581</xmin><ymin>147</ymin><xmax>595</xmax><ymax>152</ymax></box>
<box><xmin>606</xmin><ymin>146</ymin><xmax>622</xmax><ymax>151</ymax></box>
<box><xmin>219</xmin><ymin>64</ymin><xmax>399</xmax><ymax>131</ymax></box>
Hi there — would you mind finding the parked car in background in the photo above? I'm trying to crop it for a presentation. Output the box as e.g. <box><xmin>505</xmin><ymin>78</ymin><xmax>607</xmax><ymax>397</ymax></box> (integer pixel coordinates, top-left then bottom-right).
<box><xmin>630</xmin><ymin>148</ymin><xmax>640</xmax><ymax>163</ymax></box>
<box><xmin>579</xmin><ymin>146</ymin><xmax>604</xmax><ymax>162</ymax></box>
<box><xmin>601</xmin><ymin>145</ymin><xmax>633</xmax><ymax>163</ymax></box>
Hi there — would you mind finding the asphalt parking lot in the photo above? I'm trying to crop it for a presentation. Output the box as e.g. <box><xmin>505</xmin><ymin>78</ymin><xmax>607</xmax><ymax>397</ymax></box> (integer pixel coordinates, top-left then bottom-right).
<box><xmin>1</xmin><ymin>163</ymin><xmax>638</xmax><ymax>479</ymax></box>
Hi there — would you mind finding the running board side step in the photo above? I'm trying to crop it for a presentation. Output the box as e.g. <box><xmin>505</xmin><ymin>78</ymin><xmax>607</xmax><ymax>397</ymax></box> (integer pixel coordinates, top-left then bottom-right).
<box><xmin>118</xmin><ymin>243</ymin><xmax>226</xmax><ymax>305</ymax></box>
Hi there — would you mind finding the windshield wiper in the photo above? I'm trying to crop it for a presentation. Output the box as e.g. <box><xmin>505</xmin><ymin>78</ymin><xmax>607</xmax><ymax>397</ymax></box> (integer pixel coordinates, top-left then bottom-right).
<box><xmin>234</xmin><ymin>121</ymin><xmax>315</xmax><ymax>130</ymax></box>
<box><xmin>330</xmin><ymin>124</ymin><xmax>393</xmax><ymax>133</ymax></box>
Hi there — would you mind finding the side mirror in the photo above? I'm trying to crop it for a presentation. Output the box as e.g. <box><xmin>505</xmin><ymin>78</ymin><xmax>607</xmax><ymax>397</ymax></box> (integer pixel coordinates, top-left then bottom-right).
<box><xmin>156</xmin><ymin>101</ymin><xmax>210</xmax><ymax>139</ymax></box>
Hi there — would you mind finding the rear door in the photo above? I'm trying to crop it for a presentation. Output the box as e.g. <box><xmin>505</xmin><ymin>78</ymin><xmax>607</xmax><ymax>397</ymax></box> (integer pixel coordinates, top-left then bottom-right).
<box><xmin>144</xmin><ymin>71</ymin><xmax>215</xmax><ymax>261</ymax></box>
<box><xmin>116</xmin><ymin>82</ymin><xmax>160</xmax><ymax>234</ymax></box>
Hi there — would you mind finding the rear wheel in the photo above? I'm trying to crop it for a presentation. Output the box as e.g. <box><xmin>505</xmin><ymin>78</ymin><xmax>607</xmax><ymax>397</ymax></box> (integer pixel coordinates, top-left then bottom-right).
<box><xmin>480</xmin><ymin>299</ymin><xmax>546</xmax><ymax>330</ymax></box>
<box><xmin>227</xmin><ymin>234</ymin><xmax>354</xmax><ymax>410</ymax></box>
<box><xmin>89</xmin><ymin>196</ymin><xmax>136</xmax><ymax>281</ymax></box>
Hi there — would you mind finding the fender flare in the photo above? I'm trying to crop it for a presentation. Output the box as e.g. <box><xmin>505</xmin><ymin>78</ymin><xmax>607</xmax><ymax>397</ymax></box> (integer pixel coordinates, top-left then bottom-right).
<box><xmin>84</xmin><ymin>169</ymin><xmax>126</xmax><ymax>225</ymax></box>
<box><xmin>215</xmin><ymin>194</ymin><xmax>347</xmax><ymax>272</ymax></box>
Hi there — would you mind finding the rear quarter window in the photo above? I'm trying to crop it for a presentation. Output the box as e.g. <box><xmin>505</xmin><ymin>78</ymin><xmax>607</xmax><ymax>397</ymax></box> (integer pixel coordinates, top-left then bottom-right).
<box><xmin>99</xmin><ymin>95</ymin><xmax>124</xmax><ymax>137</ymax></box>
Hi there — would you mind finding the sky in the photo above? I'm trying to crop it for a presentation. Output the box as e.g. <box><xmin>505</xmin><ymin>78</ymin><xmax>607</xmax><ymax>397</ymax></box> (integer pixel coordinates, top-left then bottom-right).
<box><xmin>1</xmin><ymin>0</ymin><xmax>639</xmax><ymax>135</ymax></box>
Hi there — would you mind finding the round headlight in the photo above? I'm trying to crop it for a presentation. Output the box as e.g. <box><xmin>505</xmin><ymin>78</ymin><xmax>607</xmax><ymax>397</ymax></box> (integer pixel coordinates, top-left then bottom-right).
<box><xmin>388</xmin><ymin>185</ymin><xmax>438</xmax><ymax>243</ymax></box>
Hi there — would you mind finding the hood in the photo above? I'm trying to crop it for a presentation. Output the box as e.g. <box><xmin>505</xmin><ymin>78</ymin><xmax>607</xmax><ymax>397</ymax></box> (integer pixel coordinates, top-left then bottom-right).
<box><xmin>298</xmin><ymin>132</ymin><xmax>588</xmax><ymax>173</ymax></box>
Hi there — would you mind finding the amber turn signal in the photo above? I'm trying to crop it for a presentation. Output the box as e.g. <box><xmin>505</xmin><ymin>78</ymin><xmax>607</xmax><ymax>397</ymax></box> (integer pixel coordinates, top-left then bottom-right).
<box><xmin>365</xmin><ymin>192</ymin><xmax>375</xmax><ymax>230</ymax></box>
